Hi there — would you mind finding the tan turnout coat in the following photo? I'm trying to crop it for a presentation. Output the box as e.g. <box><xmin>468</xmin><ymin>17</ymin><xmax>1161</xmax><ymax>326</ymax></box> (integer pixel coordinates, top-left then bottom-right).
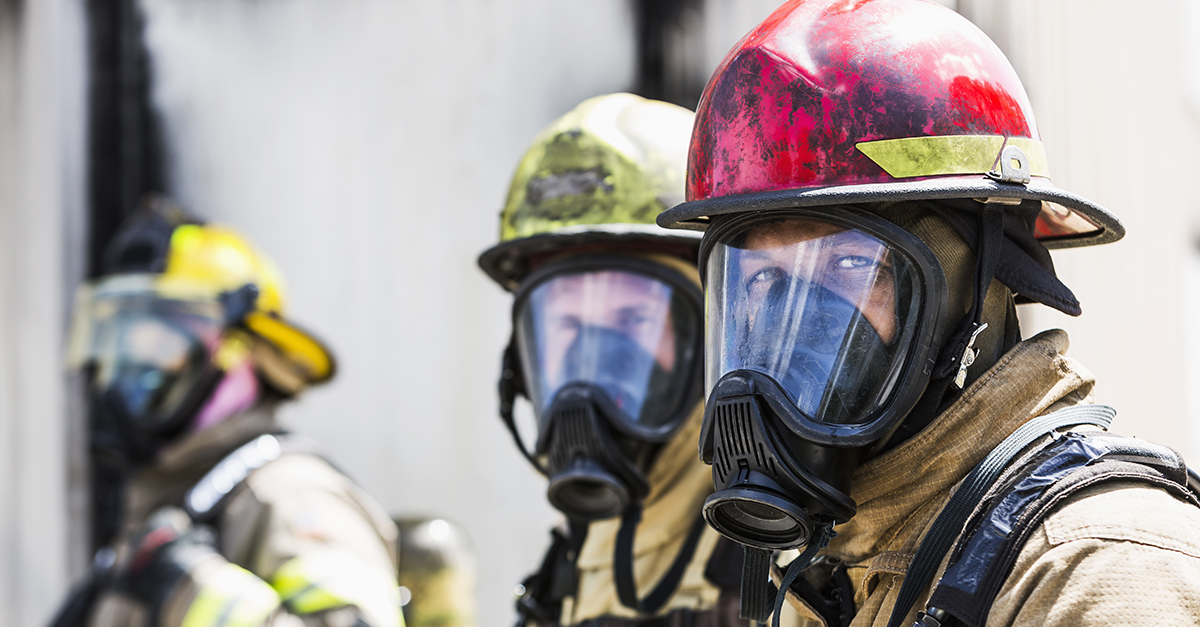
<box><xmin>88</xmin><ymin>406</ymin><xmax>402</xmax><ymax>627</ymax></box>
<box><xmin>777</xmin><ymin>330</ymin><xmax>1200</xmax><ymax>626</ymax></box>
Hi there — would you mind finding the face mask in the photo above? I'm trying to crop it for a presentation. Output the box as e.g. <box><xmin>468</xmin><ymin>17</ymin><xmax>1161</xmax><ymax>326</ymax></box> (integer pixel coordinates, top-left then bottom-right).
<box><xmin>698</xmin><ymin>208</ymin><xmax>948</xmax><ymax>550</ymax></box>
<box><xmin>68</xmin><ymin>276</ymin><xmax>238</xmax><ymax>467</ymax></box>
<box><xmin>499</xmin><ymin>254</ymin><xmax>716</xmax><ymax>615</ymax></box>
<box><xmin>501</xmin><ymin>256</ymin><xmax>703</xmax><ymax>521</ymax></box>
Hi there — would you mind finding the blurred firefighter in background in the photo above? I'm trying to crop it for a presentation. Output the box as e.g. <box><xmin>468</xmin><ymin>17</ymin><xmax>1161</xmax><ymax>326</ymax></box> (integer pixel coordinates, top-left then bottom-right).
<box><xmin>478</xmin><ymin>93</ymin><xmax>748</xmax><ymax>627</ymax></box>
<box><xmin>52</xmin><ymin>197</ymin><xmax>403</xmax><ymax>627</ymax></box>
<box><xmin>656</xmin><ymin>1</ymin><xmax>1200</xmax><ymax>626</ymax></box>
<box><xmin>394</xmin><ymin>517</ymin><xmax>477</xmax><ymax>627</ymax></box>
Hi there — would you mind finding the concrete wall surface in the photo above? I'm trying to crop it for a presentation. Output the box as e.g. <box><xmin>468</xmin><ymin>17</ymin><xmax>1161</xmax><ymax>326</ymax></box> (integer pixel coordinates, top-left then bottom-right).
<box><xmin>960</xmin><ymin>0</ymin><xmax>1200</xmax><ymax>459</ymax></box>
<box><xmin>0</xmin><ymin>0</ymin><xmax>87</xmax><ymax>625</ymax></box>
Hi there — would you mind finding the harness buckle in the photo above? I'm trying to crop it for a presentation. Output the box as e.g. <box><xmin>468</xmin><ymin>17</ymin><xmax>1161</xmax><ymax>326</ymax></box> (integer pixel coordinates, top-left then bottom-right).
<box><xmin>954</xmin><ymin>323</ymin><xmax>989</xmax><ymax>389</ymax></box>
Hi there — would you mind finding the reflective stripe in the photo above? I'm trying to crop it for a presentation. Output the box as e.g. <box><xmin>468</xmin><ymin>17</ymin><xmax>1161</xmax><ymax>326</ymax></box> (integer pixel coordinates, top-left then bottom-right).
<box><xmin>181</xmin><ymin>562</ymin><xmax>281</xmax><ymax>627</ymax></box>
<box><xmin>271</xmin><ymin>553</ymin><xmax>403</xmax><ymax>627</ymax></box>
<box><xmin>184</xmin><ymin>434</ymin><xmax>282</xmax><ymax>520</ymax></box>
<box><xmin>856</xmin><ymin>135</ymin><xmax>1049</xmax><ymax>179</ymax></box>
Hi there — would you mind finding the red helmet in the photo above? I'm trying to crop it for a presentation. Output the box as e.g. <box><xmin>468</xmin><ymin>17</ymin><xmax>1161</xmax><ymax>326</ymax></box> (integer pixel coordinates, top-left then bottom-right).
<box><xmin>658</xmin><ymin>0</ymin><xmax>1122</xmax><ymax>248</ymax></box>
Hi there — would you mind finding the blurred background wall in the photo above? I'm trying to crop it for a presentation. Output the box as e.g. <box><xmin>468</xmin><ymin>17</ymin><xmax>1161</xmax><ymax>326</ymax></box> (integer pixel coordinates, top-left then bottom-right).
<box><xmin>1</xmin><ymin>1</ymin><xmax>1198</xmax><ymax>626</ymax></box>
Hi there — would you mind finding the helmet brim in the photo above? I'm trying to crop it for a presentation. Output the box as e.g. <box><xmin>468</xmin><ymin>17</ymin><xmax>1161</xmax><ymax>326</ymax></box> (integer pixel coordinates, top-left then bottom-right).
<box><xmin>657</xmin><ymin>176</ymin><xmax>1124</xmax><ymax>250</ymax></box>
<box><xmin>478</xmin><ymin>223</ymin><xmax>701</xmax><ymax>291</ymax></box>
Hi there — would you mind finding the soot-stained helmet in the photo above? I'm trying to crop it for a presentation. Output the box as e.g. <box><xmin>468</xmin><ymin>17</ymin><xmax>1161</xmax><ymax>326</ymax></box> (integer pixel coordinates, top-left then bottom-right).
<box><xmin>479</xmin><ymin>92</ymin><xmax>701</xmax><ymax>291</ymax></box>
<box><xmin>658</xmin><ymin>0</ymin><xmax>1123</xmax><ymax>249</ymax></box>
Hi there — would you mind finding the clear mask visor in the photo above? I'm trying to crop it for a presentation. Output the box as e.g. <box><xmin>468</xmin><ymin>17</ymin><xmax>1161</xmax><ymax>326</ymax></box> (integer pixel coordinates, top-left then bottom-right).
<box><xmin>515</xmin><ymin>268</ymin><xmax>699</xmax><ymax>433</ymax></box>
<box><xmin>68</xmin><ymin>275</ymin><xmax>225</xmax><ymax>429</ymax></box>
<box><xmin>706</xmin><ymin>217</ymin><xmax>924</xmax><ymax>426</ymax></box>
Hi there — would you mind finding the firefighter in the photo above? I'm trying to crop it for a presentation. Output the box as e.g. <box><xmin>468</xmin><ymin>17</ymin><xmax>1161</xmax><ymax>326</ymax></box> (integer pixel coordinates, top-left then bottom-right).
<box><xmin>479</xmin><ymin>93</ymin><xmax>747</xmax><ymax>626</ymax></box>
<box><xmin>657</xmin><ymin>1</ymin><xmax>1200</xmax><ymax>626</ymax></box>
<box><xmin>56</xmin><ymin>197</ymin><xmax>403</xmax><ymax>627</ymax></box>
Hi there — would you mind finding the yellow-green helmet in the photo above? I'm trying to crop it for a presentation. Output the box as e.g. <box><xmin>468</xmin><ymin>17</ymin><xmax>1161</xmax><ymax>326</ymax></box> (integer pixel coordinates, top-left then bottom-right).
<box><xmin>478</xmin><ymin>93</ymin><xmax>700</xmax><ymax>291</ymax></box>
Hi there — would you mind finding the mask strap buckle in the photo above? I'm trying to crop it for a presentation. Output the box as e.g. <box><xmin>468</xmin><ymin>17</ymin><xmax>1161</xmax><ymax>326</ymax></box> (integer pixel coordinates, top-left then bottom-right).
<box><xmin>933</xmin><ymin>204</ymin><xmax>1004</xmax><ymax>389</ymax></box>
<box><xmin>953</xmin><ymin>323</ymin><xmax>989</xmax><ymax>389</ymax></box>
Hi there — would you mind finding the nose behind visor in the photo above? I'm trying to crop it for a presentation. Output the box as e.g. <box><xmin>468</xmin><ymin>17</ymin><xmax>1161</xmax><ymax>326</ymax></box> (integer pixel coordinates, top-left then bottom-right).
<box><xmin>559</xmin><ymin>325</ymin><xmax>674</xmax><ymax>425</ymax></box>
<box><xmin>744</xmin><ymin>277</ymin><xmax>892</xmax><ymax>421</ymax></box>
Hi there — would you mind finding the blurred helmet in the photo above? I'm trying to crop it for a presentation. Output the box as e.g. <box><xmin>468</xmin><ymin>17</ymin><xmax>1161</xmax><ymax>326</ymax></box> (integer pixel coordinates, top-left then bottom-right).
<box><xmin>395</xmin><ymin>517</ymin><xmax>477</xmax><ymax>627</ymax></box>
<box><xmin>68</xmin><ymin>197</ymin><xmax>334</xmax><ymax>464</ymax></box>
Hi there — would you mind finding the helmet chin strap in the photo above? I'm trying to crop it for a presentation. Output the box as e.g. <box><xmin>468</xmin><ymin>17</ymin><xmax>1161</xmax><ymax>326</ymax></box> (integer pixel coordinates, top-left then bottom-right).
<box><xmin>882</xmin><ymin>203</ymin><xmax>1005</xmax><ymax>452</ymax></box>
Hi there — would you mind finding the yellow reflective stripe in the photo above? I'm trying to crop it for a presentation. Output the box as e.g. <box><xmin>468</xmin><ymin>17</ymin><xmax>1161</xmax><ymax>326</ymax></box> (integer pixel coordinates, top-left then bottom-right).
<box><xmin>271</xmin><ymin>553</ymin><xmax>403</xmax><ymax>627</ymax></box>
<box><xmin>181</xmin><ymin>563</ymin><xmax>281</xmax><ymax>627</ymax></box>
<box><xmin>856</xmin><ymin>135</ymin><xmax>1049</xmax><ymax>179</ymax></box>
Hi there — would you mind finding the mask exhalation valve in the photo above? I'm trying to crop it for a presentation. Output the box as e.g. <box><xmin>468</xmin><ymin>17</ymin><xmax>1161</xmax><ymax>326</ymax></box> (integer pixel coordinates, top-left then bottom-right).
<box><xmin>702</xmin><ymin>395</ymin><xmax>815</xmax><ymax>550</ymax></box>
<box><xmin>541</xmin><ymin>386</ymin><xmax>649</xmax><ymax>521</ymax></box>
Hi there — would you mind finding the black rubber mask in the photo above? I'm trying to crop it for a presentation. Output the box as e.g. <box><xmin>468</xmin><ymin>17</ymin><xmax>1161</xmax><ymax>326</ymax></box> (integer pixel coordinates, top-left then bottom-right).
<box><xmin>504</xmin><ymin>256</ymin><xmax>703</xmax><ymax>521</ymax></box>
<box><xmin>698</xmin><ymin>208</ymin><xmax>947</xmax><ymax>550</ymax></box>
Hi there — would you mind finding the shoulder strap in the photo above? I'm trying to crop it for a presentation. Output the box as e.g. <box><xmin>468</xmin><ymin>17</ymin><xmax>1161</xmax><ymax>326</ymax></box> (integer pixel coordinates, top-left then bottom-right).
<box><xmin>917</xmin><ymin>432</ymin><xmax>1197</xmax><ymax>627</ymax></box>
<box><xmin>884</xmin><ymin>404</ymin><xmax>1116</xmax><ymax>627</ymax></box>
<box><xmin>515</xmin><ymin>521</ymin><xmax>588</xmax><ymax>627</ymax></box>
<box><xmin>614</xmin><ymin>503</ymin><xmax>708</xmax><ymax>615</ymax></box>
<box><xmin>182</xmin><ymin>432</ymin><xmax>317</xmax><ymax>523</ymax></box>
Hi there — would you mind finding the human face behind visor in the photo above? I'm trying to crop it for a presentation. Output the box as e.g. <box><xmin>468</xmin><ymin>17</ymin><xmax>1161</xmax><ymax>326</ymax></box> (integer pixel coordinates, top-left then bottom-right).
<box><xmin>69</xmin><ymin>275</ymin><xmax>227</xmax><ymax>438</ymax></box>
<box><xmin>517</xmin><ymin>262</ymin><xmax>699</xmax><ymax>437</ymax></box>
<box><xmin>511</xmin><ymin>256</ymin><xmax>702</xmax><ymax>520</ymax></box>
<box><xmin>706</xmin><ymin>212</ymin><xmax>937</xmax><ymax>434</ymax></box>
<box><xmin>697</xmin><ymin>208</ymin><xmax>946</xmax><ymax>549</ymax></box>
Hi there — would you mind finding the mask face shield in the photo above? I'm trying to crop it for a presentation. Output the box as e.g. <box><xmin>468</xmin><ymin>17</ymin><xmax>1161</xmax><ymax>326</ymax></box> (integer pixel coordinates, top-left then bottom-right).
<box><xmin>515</xmin><ymin>258</ymin><xmax>702</xmax><ymax>443</ymax></box>
<box><xmin>704</xmin><ymin>209</ymin><xmax>947</xmax><ymax>445</ymax></box>
<box><xmin>697</xmin><ymin>208</ymin><xmax>947</xmax><ymax>550</ymax></box>
<box><xmin>68</xmin><ymin>275</ymin><xmax>227</xmax><ymax>437</ymax></box>
<box><xmin>511</xmin><ymin>255</ymin><xmax>703</xmax><ymax>520</ymax></box>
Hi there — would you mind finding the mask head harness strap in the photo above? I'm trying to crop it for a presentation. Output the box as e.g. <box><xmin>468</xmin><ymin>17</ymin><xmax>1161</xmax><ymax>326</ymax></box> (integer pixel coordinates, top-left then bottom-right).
<box><xmin>498</xmin><ymin>339</ymin><xmax>545</xmax><ymax>474</ymax></box>
<box><xmin>613</xmin><ymin>502</ymin><xmax>708</xmax><ymax>615</ymax></box>
<box><xmin>886</xmin><ymin>203</ymin><xmax>1005</xmax><ymax>450</ymax></box>
<box><xmin>934</xmin><ymin>202</ymin><xmax>1004</xmax><ymax>387</ymax></box>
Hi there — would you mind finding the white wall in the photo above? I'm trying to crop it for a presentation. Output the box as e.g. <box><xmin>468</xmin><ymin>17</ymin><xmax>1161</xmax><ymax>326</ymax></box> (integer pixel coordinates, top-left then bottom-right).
<box><xmin>960</xmin><ymin>0</ymin><xmax>1200</xmax><ymax>460</ymax></box>
<box><xmin>138</xmin><ymin>2</ymin><xmax>635</xmax><ymax>624</ymax></box>
<box><xmin>0</xmin><ymin>0</ymin><xmax>87</xmax><ymax>625</ymax></box>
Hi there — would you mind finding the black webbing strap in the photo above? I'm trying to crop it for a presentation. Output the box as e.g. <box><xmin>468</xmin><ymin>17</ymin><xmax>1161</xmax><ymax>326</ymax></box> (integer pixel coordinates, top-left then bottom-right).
<box><xmin>614</xmin><ymin>502</ymin><xmax>708</xmax><ymax>615</ymax></box>
<box><xmin>739</xmin><ymin>547</ymin><xmax>774</xmax><ymax>622</ymax></box>
<box><xmin>515</xmin><ymin>521</ymin><xmax>589</xmax><ymax>627</ymax></box>
<box><xmin>883</xmin><ymin>404</ymin><xmax>1116</xmax><ymax>627</ymax></box>
<box><xmin>772</xmin><ymin>523</ymin><xmax>838</xmax><ymax>627</ymax></box>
